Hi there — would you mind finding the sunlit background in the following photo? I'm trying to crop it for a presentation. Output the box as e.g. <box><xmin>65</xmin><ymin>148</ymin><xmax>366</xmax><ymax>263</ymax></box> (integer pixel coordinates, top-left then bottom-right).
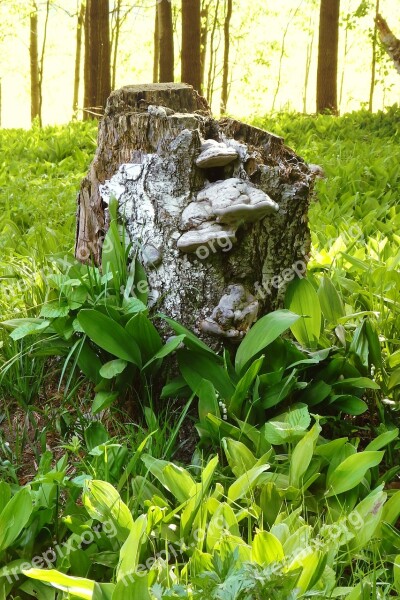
<box><xmin>1</xmin><ymin>0</ymin><xmax>399</xmax><ymax>128</ymax></box>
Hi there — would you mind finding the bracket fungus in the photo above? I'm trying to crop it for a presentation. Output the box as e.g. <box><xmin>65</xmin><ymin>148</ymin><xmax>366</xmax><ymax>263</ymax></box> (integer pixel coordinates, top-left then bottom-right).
<box><xmin>200</xmin><ymin>284</ymin><xmax>259</xmax><ymax>340</ymax></box>
<box><xmin>196</xmin><ymin>139</ymin><xmax>238</xmax><ymax>168</ymax></box>
<box><xmin>177</xmin><ymin>178</ymin><xmax>279</xmax><ymax>253</ymax></box>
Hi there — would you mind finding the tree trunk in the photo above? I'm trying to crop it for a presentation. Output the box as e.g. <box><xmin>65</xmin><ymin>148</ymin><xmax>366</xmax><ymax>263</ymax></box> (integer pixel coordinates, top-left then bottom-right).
<box><xmin>30</xmin><ymin>5</ymin><xmax>40</xmax><ymax>124</ymax></box>
<box><xmin>73</xmin><ymin>2</ymin><xmax>85</xmax><ymax>118</ymax></box>
<box><xmin>158</xmin><ymin>0</ymin><xmax>174</xmax><ymax>82</ymax></box>
<box><xmin>316</xmin><ymin>0</ymin><xmax>340</xmax><ymax>114</ymax></box>
<box><xmin>76</xmin><ymin>83</ymin><xmax>313</xmax><ymax>341</ymax></box>
<box><xmin>220</xmin><ymin>0</ymin><xmax>232</xmax><ymax>114</ymax></box>
<box><xmin>83</xmin><ymin>0</ymin><xmax>111</xmax><ymax>119</ymax></box>
<box><xmin>111</xmin><ymin>0</ymin><xmax>122</xmax><ymax>90</ymax></box>
<box><xmin>376</xmin><ymin>13</ymin><xmax>400</xmax><ymax>75</ymax></box>
<box><xmin>153</xmin><ymin>1</ymin><xmax>160</xmax><ymax>83</ymax></box>
<box><xmin>200</xmin><ymin>0</ymin><xmax>209</xmax><ymax>90</ymax></box>
<box><xmin>182</xmin><ymin>0</ymin><xmax>202</xmax><ymax>93</ymax></box>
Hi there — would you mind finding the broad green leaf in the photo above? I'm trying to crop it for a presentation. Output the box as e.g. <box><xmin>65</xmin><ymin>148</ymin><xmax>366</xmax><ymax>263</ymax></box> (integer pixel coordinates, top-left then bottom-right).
<box><xmin>126</xmin><ymin>313</ymin><xmax>162</xmax><ymax>363</ymax></box>
<box><xmin>388</xmin><ymin>368</ymin><xmax>400</xmax><ymax>390</ymax></box>
<box><xmin>287</xmin><ymin>549</ymin><xmax>327</xmax><ymax>593</ymax></box>
<box><xmin>141</xmin><ymin>455</ymin><xmax>195</xmax><ymax>503</ymax></box>
<box><xmin>229</xmin><ymin>355</ymin><xmax>264</xmax><ymax>415</ymax></box>
<box><xmin>227</xmin><ymin>465</ymin><xmax>269</xmax><ymax>503</ymax></box>
<box><xmin>365</xmin><ymin>428</ymin><xmax>399</xmax><ymax>451</ymax></box>
<box><xmin>0</xmin><ymin>487</ymin><xmax>33</xmax><ymax>552</ymax></box>
<box><xmin>78</xmin><ymin>309</ymin><xmax>141</xmax><ymax>366</ymax></box>
<box><xmin>252</xmin><ymin>531</ymin><xmax>285</xmax><ymax>565</ymax></box>
<box><xmin>22</xmin><ymin>569</ymin><xmax>95</xmax><ymax>600</ymax></box>
<box><xmin>142</xmin><ymin>335</ymin><xmax>185</xmax><ymax>370</ymax></box>
<box><xmin>9</xmin><ymin>319</ymin><xmax>50</xmax><ymax>341</ymax></box>
<box><xmin>178</xmin><ymin>349</ymin><xmax>235</xmax><ymax>400</ymax></box>
<box><xmin>285</xmin><ymin>278</ymin><xmax>321</xmax><ymax>349</ymax></box>
<box><xmin>0</xmin><ymin>482</ymin><xmax>11</xmax><ymax>514</ymax></box>
<box><xmin>77</xmin><ymin>341</ymin><xmax>103</xmax><ymax>384</ymax></box>
<box><xmin>99</xmin><ymin>359</ymin><xmax>128</xmax><ymax>379</ymax></box>
<box><xmin>206</xmin><ymin>502</ymin><xmax>240</xmax><ymax>552</ymax></box>
<box><xmin>83</xmin><ymin>480</ymin><xmax>133</xmax><ymax>542</ymax></box>
<box><xmin>235</xmin><ymin>309</ymin><xmax>300</xmax><ymax>373</ymax></box>
<box><xmin>113</xmin><ymin>574</ymin><xmax>152</xmax><ymax>600</ymax></box>
<box><xmin>159</xmin><ymin>315</ymin><xmax>215</xmax><ymax>354</ymax></box>
<box><xmin>197</xmin><ymin>379</ymin><xmax>220</xmax><ymax>422</ymax></box>
<box><xmin>332</xmin><ymin>377</ymin><xmax>380</xmax><ymax>390</ymax></box>
<box><xmin>326</xmin><ymin>451</ymin><xmax>384</xmax><ymax>497</ymax></box>
<box><xmin>318</xmin><ymin>276</ymin><xmax>345</xmax><ymax>324</ymax></box>
<box><xmin>222</xmin><ymin>438</ymin><xmax>257</xmax><ymax>478</ymax></box>
<box><xmin>329</xmin><ymin>395</ymin><xmax>368</xmax><ymax>415</ymax></box>
<box><xmin>116</xmin><ymin>514</ymin><xmax>147</xmax><ymax>582</ymax></box>
<box><xmin>92</xmin><ymin>391</ymin><xmax>119</xmax><ymax>414</ymax></box>
<box><xmin>290</xmin><ymin>421</ymin><xmax>321</xmax><ymax>488</ymax></box>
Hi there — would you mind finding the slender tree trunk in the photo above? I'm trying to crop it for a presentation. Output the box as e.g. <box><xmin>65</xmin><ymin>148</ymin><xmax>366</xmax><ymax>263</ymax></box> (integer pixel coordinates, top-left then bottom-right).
<box><xmin>206</xmin><ymin>0</ymin><xmax>220</xmax><ymax>104</ymax></box>
<box><xmin>303</xmin><ymin>15</ymin><xmax>315</xmax><ymax>113</ymax></box>
<box><xmin>182</xmin><ymin>0</ymin><xmax>202</xmax><ymax>92</ymax></box>
<box><xmin>369</xmin><ymin>0</ymin><xmax>380</xmax><ymax>112</ymax></box>
<box><xmin>38</xmin><ymin>0</ymin><xmax>50</xmax><ymax>124</ymax></box>
<box><xmin>73</xmin><ymin>2</ymin><xmax>85</xmax><ymax>118</ymax></box>
<box><xmin>111</xmin><ymin>0</ymin><xmax>121</xmax><ymax>89</ymax></box>
<box><xmin>272</xmin><ymin>2</ymin><xmax>303</xmax><ymax>113</ymax></box>
<box><xmin>316</xmin><ymin>0</ymin><xmax>340</xmax><ymax>114</ymax></box>
<box><xmin>158</xmin><ymin>0</ymin><xmax>174</xmax><ymax>82</ymax></box>
<box><xmin>376</xmin><ymin>13</ymin><xmax>400</xmax><ymax>74</ymax></box>
<box><xmin>220</xmin><ymin>0</ymin><xmax>232</xmax><ymax>114</ymax></box>
<box><xmin>84</xmin><ymin>0</ymin><xmax>111</xmax><ymax>119</ymax></box>
<box><xmin>200</xmin><ymin>0</ymin><xmax>210</xmax><ymax>90</ymax></box>
<box><xmin>153</xmin><ymin>1</ymin><xmax>160</xmax><ymax>83</ymax></box>
<box><xmin>30</xmin><ymin>4</ymin><xmax>40</xmax><ymax>124</ymax></box>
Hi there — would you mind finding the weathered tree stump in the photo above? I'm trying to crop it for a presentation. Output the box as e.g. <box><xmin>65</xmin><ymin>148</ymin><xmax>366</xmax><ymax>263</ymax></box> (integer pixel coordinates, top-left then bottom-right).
<box><xmin>76</xmin><ymin>83</ymin><xmax>313</xmax><ymax>341</ymax></box>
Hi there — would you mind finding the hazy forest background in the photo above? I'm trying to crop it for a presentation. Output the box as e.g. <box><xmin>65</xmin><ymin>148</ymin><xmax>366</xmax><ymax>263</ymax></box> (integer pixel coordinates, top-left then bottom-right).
<box><xmin>1</xmin><ymin>0</ymin><xmax>400</xmax><ymax>128</ymax></box>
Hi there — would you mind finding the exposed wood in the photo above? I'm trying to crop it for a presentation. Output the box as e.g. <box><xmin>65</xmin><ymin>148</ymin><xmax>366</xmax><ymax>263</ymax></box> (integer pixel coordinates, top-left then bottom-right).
<box><xmin>76</xmin><ymin>84</ymin><xmax>313</xmax><ymax>340</ymax></box>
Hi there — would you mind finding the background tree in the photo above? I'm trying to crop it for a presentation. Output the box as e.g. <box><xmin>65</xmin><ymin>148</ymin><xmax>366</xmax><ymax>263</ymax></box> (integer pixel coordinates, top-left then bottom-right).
<box><xmin>316</xmin><ymin>0</ymin><xmax>340</xmax><ymax>113</ymax></box>
<box><xmin>83</xmin><ymin>0</ymin><xmax>111</xmax><ymax>119</ymax></box>
<box><xmin>153</xmin><ymin>1</ymin><xmax>159</xmax><ymax>83</ymax></box>
<box><xmin>72</xmin><ymin>2</ymin><xmax>85</xmax><ymax>118</ymax></box>
<box><xmin>158</xmin><ymin>0</ymin><xmax>174</xmax><ymax>82</ymax></box>
<box><xmin>30</xmin><ymin>3</ymin><xmax>40</xmax><ymax>123</ymax></box>
<box><xmin>29</xmin><ymin>0</ymin><xmax>50</xmax><ymax>126</ymax></box>
<box><xmin>182</xmin><ymin>0</ymin><xmax>201</xmax><ymax>92</ymax></box>
<box><xmin>220</xmin><ymin>0</ymin><xmax>232</xmax><ymax>114</ymax></box>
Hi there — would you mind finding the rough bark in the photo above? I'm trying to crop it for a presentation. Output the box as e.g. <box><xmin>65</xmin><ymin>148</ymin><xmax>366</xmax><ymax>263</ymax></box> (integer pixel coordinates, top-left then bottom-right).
<box><xmin>76</xmin><ymin>83</ymin><xmax>313</xmax><ymax>342</ymax></box>
<box><xmin>73</xmin><ymin>2</ymin><xmax>85</xmax><ymax>118</ymax></box>
<box><xmin>376</xmin><ymin>13</ymin><xmax>400</xmax><ymax>75</ymax></box>
<box><xmin>316</xmin><ymin>0</ymin><xmax>340</xmax><ymax>114</ymax></box>
<box><xmin>30</xmin><ymin>6</ymin><xmax>40</xmax><ymax>124</ymax></box>
<box><xmin>182</xmin><ymin>0</ymin><xmax>202</xmax><ymax>93</ymax></box>
<box><xmin>83</xmin><ymin>0</ymin><xmax>111</xmax><ymax>119</ymax></box>
<box><xmin>158</xmin><ymin>0</ymin><xmax>174</xmax><ymax>82</ymax></box>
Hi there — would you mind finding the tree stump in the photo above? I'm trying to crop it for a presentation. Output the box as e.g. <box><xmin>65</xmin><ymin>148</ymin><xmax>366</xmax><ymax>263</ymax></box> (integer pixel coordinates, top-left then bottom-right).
<box><xmin>76</xmin><ymin>83</ymin><xmax>313</xmax><ymax>342</ymax></box>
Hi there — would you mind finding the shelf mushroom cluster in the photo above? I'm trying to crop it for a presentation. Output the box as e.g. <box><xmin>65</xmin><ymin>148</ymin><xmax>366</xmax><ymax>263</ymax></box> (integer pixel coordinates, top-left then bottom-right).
<box><xmin>177</xmin><ymin>139</ymin><xmax>279</xmax><ymax>254</ymax></box>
